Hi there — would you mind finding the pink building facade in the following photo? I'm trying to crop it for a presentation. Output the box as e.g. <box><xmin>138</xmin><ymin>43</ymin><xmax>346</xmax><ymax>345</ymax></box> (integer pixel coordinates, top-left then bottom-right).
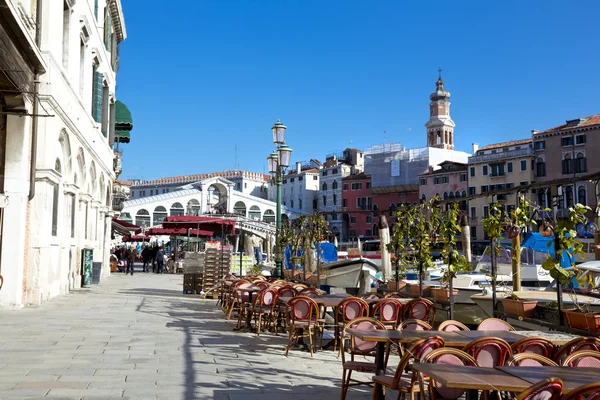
<box><xmin>419</xmin><ymin>161</ymin><xmax>468</xmax><ymax>211</ymax></box>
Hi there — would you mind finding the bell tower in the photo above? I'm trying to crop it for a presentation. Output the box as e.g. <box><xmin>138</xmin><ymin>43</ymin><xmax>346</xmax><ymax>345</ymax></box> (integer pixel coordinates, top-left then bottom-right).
<box><xmin>425</xmin><ymin>69</ymin><xmax>455</xmax><ymax>150</ymax></box>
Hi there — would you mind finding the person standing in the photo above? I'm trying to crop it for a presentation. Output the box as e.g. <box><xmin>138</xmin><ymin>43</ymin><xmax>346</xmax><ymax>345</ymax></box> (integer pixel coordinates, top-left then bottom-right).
<box><xmin>141</xmin><ymin>246</ymin><xmax>150</xmax><ymax>272</ymax></box>
<box><xmin>156</xmin><ymin>247</ymin><xmax>165</xmax><ymax>274</ymax></box>
<box><xmin>126</xmin><ymin>246</ymin><xmax>137</xmax><ymax>275</ymax></box>
<box><xmin>252</xmin><ymin>235</ymin><xmax>262</xmax><ymax>266</ymax></box>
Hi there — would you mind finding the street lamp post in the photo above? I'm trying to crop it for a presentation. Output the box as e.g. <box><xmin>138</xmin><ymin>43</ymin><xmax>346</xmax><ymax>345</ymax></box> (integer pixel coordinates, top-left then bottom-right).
<box><xmin>267</xmin><ymin>119</ymin><xmax>293</xmax><ymax>279</ymax></box>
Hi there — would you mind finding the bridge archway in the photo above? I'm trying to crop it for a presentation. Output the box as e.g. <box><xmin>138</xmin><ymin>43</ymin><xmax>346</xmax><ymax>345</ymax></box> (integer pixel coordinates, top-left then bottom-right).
<box><xmin>234</xmin><ymin>201</ymin><xmax>247</xmax><ymax>217</ymax></box>
<box><xmin>263</xmin><ymin>209</ymin><xmax>275</xmax><ymax>223</ymax></box>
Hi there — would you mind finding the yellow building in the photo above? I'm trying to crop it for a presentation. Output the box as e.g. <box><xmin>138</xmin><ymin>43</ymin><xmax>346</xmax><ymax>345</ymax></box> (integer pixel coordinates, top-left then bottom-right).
<box><xmin>467</xmin><ymin>139</ymin><xmax>534</xmax><ymax>240</ymax></box>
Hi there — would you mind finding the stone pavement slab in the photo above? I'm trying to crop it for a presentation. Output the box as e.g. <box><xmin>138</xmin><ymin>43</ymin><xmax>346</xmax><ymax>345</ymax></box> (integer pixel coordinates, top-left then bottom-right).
<box><xmin>0</xmin><ymin>266</ymin><xmax>399</xmax><ymax>399</ymax></box>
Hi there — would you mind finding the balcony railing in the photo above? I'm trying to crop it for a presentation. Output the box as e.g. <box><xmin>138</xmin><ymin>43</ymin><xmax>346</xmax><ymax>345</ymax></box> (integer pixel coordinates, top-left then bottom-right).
<box><xmin>468</xmin><ymin>148</ymin><xmax>533</xmax><ymax>164</ymax></box>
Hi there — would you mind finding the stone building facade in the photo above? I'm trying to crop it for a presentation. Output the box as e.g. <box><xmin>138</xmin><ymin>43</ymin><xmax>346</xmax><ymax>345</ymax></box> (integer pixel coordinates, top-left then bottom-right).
<box><xmin>0</xmin><ymin>0</ymin><xmax>127</xmax><ymax>308</ymax></box>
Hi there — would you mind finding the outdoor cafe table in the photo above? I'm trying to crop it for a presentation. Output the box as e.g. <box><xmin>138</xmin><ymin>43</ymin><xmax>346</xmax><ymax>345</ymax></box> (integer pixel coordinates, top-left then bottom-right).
<box><xmin>496</xmin><ymin>366</ymin><xmax>600</xmax><ymax>393</ymax></box>
<box><xmin>410</xmin><ymin>363</ymin><xmax>532</xmax><ymax>400</ymax></box>
<box><xmin>344</xmin><ymin>329</ymin><xmax>573</xmax><ymax>376</ymax></box>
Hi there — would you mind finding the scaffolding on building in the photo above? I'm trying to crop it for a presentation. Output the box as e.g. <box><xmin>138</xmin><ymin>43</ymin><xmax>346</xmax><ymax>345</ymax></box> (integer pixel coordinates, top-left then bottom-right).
<box><xmin>364</xmin><ymin>142</ymin><xmax>431</xmax><ymax>188</ymax></box>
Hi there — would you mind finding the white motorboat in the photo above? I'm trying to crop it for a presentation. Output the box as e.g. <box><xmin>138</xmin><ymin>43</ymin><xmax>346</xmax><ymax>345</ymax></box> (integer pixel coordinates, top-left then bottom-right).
<box><xmin>319</xmin><ymin>257</ymin><xmax>380</xmax><ymax>296</ymax></box>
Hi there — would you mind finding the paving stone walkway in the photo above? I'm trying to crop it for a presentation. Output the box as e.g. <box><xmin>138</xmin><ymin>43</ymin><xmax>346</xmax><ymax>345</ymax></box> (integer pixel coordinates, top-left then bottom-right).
<box><xmin>0</xmin><ymin>265</ymin><xmax>400</xmax><ymax>399</ymax></box>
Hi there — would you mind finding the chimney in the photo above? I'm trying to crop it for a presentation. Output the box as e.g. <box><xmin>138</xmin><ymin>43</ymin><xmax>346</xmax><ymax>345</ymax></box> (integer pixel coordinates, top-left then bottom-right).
<box><xmin>472</xmin><ymin>143</ymin><xmax>479</xmax><ymax>154</ymax></box>
<box><xmin>296</xmin><ymin>161</ymin><xmax>301</xmax><ymax>174</ymax></box>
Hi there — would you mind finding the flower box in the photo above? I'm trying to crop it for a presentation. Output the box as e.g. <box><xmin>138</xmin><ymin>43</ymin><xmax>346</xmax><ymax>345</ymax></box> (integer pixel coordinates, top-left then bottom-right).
<box><xmin>386</xmin><ymin>281</ymin><xmax>407</xmax><ymax>292</ymax></box>
<box><xmin>585</xmin><ymin>313</ymin><xmax>600</xmax><ymax>333</ymax></box>
<box><xmin>501</xmin><ymin>298</ymin><xmax>538</xmax><ymax>318</ymax></box>
<box><xmin>563</xmin><ymin>309</ymin><xmax>590</xmax><ymax>331</ymax></box>
<box><xmin>431</xmin><ymin>287</ymin><xmax>459</xmax><ymax>303</ymax></box>
<box><xmin>406</xmin><ymin>283</ymin><xmax>431</xmax><ymax>298</ymax></box>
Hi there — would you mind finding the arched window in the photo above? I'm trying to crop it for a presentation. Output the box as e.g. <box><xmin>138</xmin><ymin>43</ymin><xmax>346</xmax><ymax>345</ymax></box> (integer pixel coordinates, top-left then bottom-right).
<box><xmin>443</xmin><ymin>192</ymin><xmax>449</xmax><ymax>200</ymax></box>
<box><xmin>55</xmin><ymin>158</ymin><xmax>62</xmax><ymax>174</ymax></box>
<box><xmin>565</xmin><ymin>186</ymin><xmax>574</xmax><ymax>208</ymax></box>
<box><xmin>578</xmin><ymin>186</ymin><xmax>587</xmax><ymax>206</ymax></box>
<box><xmin>186</xmin><ymin>199</ymin><xmax>200</xmax><ymax>216</ymax></box>
<box><xmin>536</xmin><ymin>158</ymin><xmax>546</xmax><ymax>177</ymax></box>
<box><xmin>136</xmin><ymin>209</ymin><xmax>151</xmax><ymax>227</ymax></box>
<box><xmin>562</xmin><ymin>154</ymin><xmax>573</xmax><ymax>175</ymax></box>
<box><xmin>435</xmin><ymin>193</ymin><xmax>440</xmax><ymax>199</ymax></box>
<box><xmin>153</xmin><ymin>206</ymin><xmax>167</xmax><ymax>226</ymax></box>
<box><xmin>170</xmin><ymin>202</ymin><xmax>184</xmax><ymax>216</ymax></box>
<box><xmin>461</xmin><ymin>190</ymin><xmax>467</xmax><ymax>197</ymax></box>
<box><xmin>248</xmin><ymin>205</ymin><xmax>261</xmax><ymax>220</ymax></box>
<box><xmin>448</xmin><ymin>192</ymin><xmax>455</xmax><ymax>199</ymax></box>
<box><xmin>455</xmin><ymin>191</ymin><xmax>461</xmax><ymax>198</ymax></box>
<box><xmin>322</xmin><ymin>182</ymin><xmax>328</xmax><ymax>191</ymax></box>
<box><xmin>373</xmin><ymin>224</ymin><xmax>379</xmax><ymax>237</ymax></box>
<box><xmin>233</xmin><ymin>201</ymin><xmax>247</xmax><ymax>217</ymax></box>
<box><xmin>332</xmin><ymin>180</ymin><xmax>338</xmax><ymax>190</ymax></box>
<box><xmin>421</xmin><ymin>194</ymin><xmax>426</xmax><ymax>202</ymax></box>
<box><xmin>576</xmin><ymin>152</ymin><xmax>587</xmax><ymax>173</ymax></box>
<box><xmin>263</xmin><ymin>209</ymin><xmax>275</xmax><ymax>223</ymax></box>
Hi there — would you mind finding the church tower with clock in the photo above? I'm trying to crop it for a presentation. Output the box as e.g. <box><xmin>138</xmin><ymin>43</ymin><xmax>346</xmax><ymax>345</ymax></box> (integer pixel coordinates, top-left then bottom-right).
<box><xmin>425</xmin><ymin>70</ymin><xmax>455</xmax><ymax>150</ymax></box>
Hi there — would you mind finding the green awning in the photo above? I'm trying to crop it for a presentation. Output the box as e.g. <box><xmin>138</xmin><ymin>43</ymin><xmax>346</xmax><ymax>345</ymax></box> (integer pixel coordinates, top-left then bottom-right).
<box><xmin>115</xmin><ymin>130</ymin><xmax>130</xmax><ymax>143</ymax></box>
<box><xmin>115</xmin><ymin>100</ymin><xmax>133</xmax><ymax>130</ymax></box>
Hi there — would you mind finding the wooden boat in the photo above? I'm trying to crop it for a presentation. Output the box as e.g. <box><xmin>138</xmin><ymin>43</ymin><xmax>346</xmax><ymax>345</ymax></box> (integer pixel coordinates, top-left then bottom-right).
<box><xmin>319</xmin><ymin>257</ymin><xmax>380</xmax><ymax>296</ymax></box>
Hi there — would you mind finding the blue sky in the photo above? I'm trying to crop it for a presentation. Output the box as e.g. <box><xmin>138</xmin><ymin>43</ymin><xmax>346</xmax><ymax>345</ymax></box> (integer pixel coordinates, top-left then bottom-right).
<box><xmin>117</xmin><ymin>0</ymin><xmax>600</xmax><ymax>181</ymax></box>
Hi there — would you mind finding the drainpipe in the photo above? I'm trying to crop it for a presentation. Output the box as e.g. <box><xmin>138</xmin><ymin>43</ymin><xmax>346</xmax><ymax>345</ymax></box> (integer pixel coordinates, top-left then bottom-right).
<box><xmin>29</xmin><ymin>0</ymin><xmax>42</xmax><ymax>201</ymax></box>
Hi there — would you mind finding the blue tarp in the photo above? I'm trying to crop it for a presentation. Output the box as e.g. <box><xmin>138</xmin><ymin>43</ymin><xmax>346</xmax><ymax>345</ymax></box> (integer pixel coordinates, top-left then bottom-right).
<box><xmin>284</xmin><ymin>242</ymin><xmax>338</xmax><ymax>270</ymax></box>
<box><xmin>521</xmin><ymin>232</ymin><xmax>573</xmax><ymax>268</ymax></box>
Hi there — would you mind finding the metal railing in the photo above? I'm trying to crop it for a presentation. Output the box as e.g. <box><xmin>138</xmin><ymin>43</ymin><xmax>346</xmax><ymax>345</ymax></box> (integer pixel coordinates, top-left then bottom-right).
<box><xmin>468</xmin><ymin>148</ymin><xmax>533</xmax><ymax>164</ymax></box>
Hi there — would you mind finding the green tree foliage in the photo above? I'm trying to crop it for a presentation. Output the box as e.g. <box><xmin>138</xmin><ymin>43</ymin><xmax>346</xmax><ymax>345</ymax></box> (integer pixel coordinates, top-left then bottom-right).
<box><xmin>439</xmin><ymin>202</ymin><xmax>471</xmax><ymax>284</ymax></box>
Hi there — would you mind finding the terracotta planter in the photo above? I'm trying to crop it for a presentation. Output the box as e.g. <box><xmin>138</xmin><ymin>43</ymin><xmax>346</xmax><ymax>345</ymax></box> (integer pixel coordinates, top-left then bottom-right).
<box><xmin>585</xmin><ymin>313</ymin><xmax>600</xmax><ymax>333</ymax></box>
<box><xmin>563</xmin><ymin>309</ymin><xmax>590</xmax><ymax>330</ymax></box>
<box><xmin>502</xmin><ymin>298</ymin><xmax>538</xmax><ymax>318</ymax></box>
<box><xmin>387</xmin><ymin>281</ymin><xmax>407</xmax><ymax>292</ymax></box>
<box><xmin>407</xmin><ymin>284</ymin><xmax>431</xmax><ymax>298</ymax></box>
<box><xmin>431</xmin><ymin>287</ymin><xmax>459</xmax><ymax>303</ymax></box>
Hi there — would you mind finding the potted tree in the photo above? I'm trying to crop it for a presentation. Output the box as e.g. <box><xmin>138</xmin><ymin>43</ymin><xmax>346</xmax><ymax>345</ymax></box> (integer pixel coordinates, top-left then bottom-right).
<box><xmin>387</xmin><ymin>204</ymin><xmax>414</xmax><ymax>294</ymax></box>
<box><xmin>431</xmin><ymin>203</ymin><xmax>469</xmax><ymax>318</ymax></box>
<box><xmin>539</xmin><ymin>203</ymin><xmax>598</xmax><ymax>332</ymax></box>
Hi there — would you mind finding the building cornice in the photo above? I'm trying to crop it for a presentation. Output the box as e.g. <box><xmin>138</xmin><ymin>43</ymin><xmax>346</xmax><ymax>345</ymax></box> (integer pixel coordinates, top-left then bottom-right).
<box><xmin>534</xmin><ymin>125</ymin><xmax>600</xmax><ymax>139</ymax></box>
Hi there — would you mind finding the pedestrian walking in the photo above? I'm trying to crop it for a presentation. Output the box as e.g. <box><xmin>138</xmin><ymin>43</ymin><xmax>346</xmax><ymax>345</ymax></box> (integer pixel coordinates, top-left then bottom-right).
<box><xmin>156</xmin><ymin>247</ymin><xmax>165</xmax><ymax>274</ymax></box>
<box><xmin>126</xmin><ymin>246</ymin><xmax>137</xmax><ymax>275</ymax></box>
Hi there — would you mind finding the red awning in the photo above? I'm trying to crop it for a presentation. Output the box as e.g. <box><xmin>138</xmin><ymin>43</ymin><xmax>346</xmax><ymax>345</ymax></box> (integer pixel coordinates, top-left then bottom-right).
<box><xmin>112</xmin><ymin>218</ymin><xmax>141</xmax><ymax>235</ymax></box>
<box><xmin>146</xmin><ymin>227</ymin><xmax>213</xmax><ymax>237</ymax></box>
<box><xmin>161</xmin><ymin>216</ymin><xmax>236</xmax><ymax>233</ymax></box>
<box><xmin>122</xmin><ymin>235</ymin><xmax>151</xmax><ymax>242</ymax></box>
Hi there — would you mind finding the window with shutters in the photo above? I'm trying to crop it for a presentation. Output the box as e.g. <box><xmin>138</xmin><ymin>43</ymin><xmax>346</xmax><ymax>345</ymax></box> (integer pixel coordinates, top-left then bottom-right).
<box><xmin>342</xmin><ymin>199</ymin><xmax>347</xmax><ymax>207</ymax></box>
<box><xmin>578</xmin><ymin>186</ymin><xmax>586</xmax><ymax>206</ymax></box>
<box><xmin>562</xmin><ymin>155</ymin><xmax>573</xmax><ymax>175</ymax></box>
<box><xmin>332</xmin><ymin>180</ymin><xmax>338</xmax><ymax>190</ymax></box>
<box><xmin>507</xmin><ymin>162</ymin><xmax>513</xmax><ymax>173</ymax></box>
<box><xmin>536</xmin><ymin>159</ymin><xmax>546</xmax><ymax>177</ymax></box>
<box><xmin>520</xmin><ymin>160</ymin><xmax>527</xmax><ymax>171</ymax></box>
<box><xmin>91</xmin><ymin>67</ymin><xmax>102</xmax><ymax>123</ymax></box>
<box><xmin>333</xmin><ymin>194</ymin><xmax>337</xmax><ymax>205</ymax></box>
<box><xmin>575</xmin><ymin>153</ymin><xmax>587</xmax><ymax>173</ymax></box>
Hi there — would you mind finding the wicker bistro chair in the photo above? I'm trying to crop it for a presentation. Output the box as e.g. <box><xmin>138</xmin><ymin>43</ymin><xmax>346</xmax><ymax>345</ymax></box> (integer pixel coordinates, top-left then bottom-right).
<box><xmin>250</xmin><ymin>288</ymin><xmax>279</xmax><ymax>336</ymax></box>
<box><xmin>399</xmin><ymin>319</ymin><xmax>432</xmax><ymax>331</ymax></box>
<box><xmin>506</xmin><ymin>353</ymin><xmax>558</xmax><ymax>367</ymax></box>
<box><xmin>438</xmin><ymin>320</ymin><xmax>470</xmax><ymax>332</ymax></box>
<box><xmin>562</xmin><ymin>350</ymin><xmax>600</xmax><ymax>368</ymax></box>
<box><xmin>284</xmin><ymin>296</ymin><xmax>320</xmax><ymax>357</ymax></box>
<box><xmin>419</xmin><ymin>348</ymin><xmax>479</xmax><ymax>400</ymax></box>
<box><xmin>227</xmin><ymin>282</ymin><xmax>253</xmax><ymax>320</ymax></box>
<box><xmin>462</xmin><ymin>337</ymin><xmax>513</xmax><ymax>368</ymax></box>
<box><xmin>372</xmin><ymin>298</ymin><xmax>404</xmax><ymax>330</ymax></box>
<box><xmin>339</xmin><ymin>317</ymin><xmax>388</xmax><ymax>400</ymax></box>
<box><xmin>335</xmin><ymin>297</ymin><xmax>369</xmax><ymax>352</ymax></box>
<box><xmin>515</xmin><ymin>378</ymin><xmax>563</xmax><ymax>400</ymax></box>
<box><xmin>404</xmin><ymin>298</ymin><xmax>436</xmax><ymax>325</ymax></box>
<box><xmin>299</xmin><ymin>287</ymin><xmax>324</xmax><ymax>297</ymax></box>
<box><xmin>560</xmin><ymin>382</ymin><xmax>600</xmax><ymax>400</ymax></box>
<box><xmin>372</xmin><ymin>336</ymin><xmax>445</xmax><ymax>400</ymax></box>
<box><xmin>278</xmin><ymin>286</ymin><xmax>298</xmax><ymax>298</ymax></box>
<box><xmin>477</xmin><ymin>318</ymin><xmax>515</xmax><ymax>331</ymax></box>
<box><xmin>553</xmin><ymin>337</ymin><xmax>600</xmax><ymax>364</ymax></box>
<box><xmin>223</xmin><ymin>279</ymin><xmax>250</xmax><ymax>316</ymax></box>
<box><xmin>510</xmin><ymin>337</ymin><xmax>556</xmax><ymax>359</ymax></box>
